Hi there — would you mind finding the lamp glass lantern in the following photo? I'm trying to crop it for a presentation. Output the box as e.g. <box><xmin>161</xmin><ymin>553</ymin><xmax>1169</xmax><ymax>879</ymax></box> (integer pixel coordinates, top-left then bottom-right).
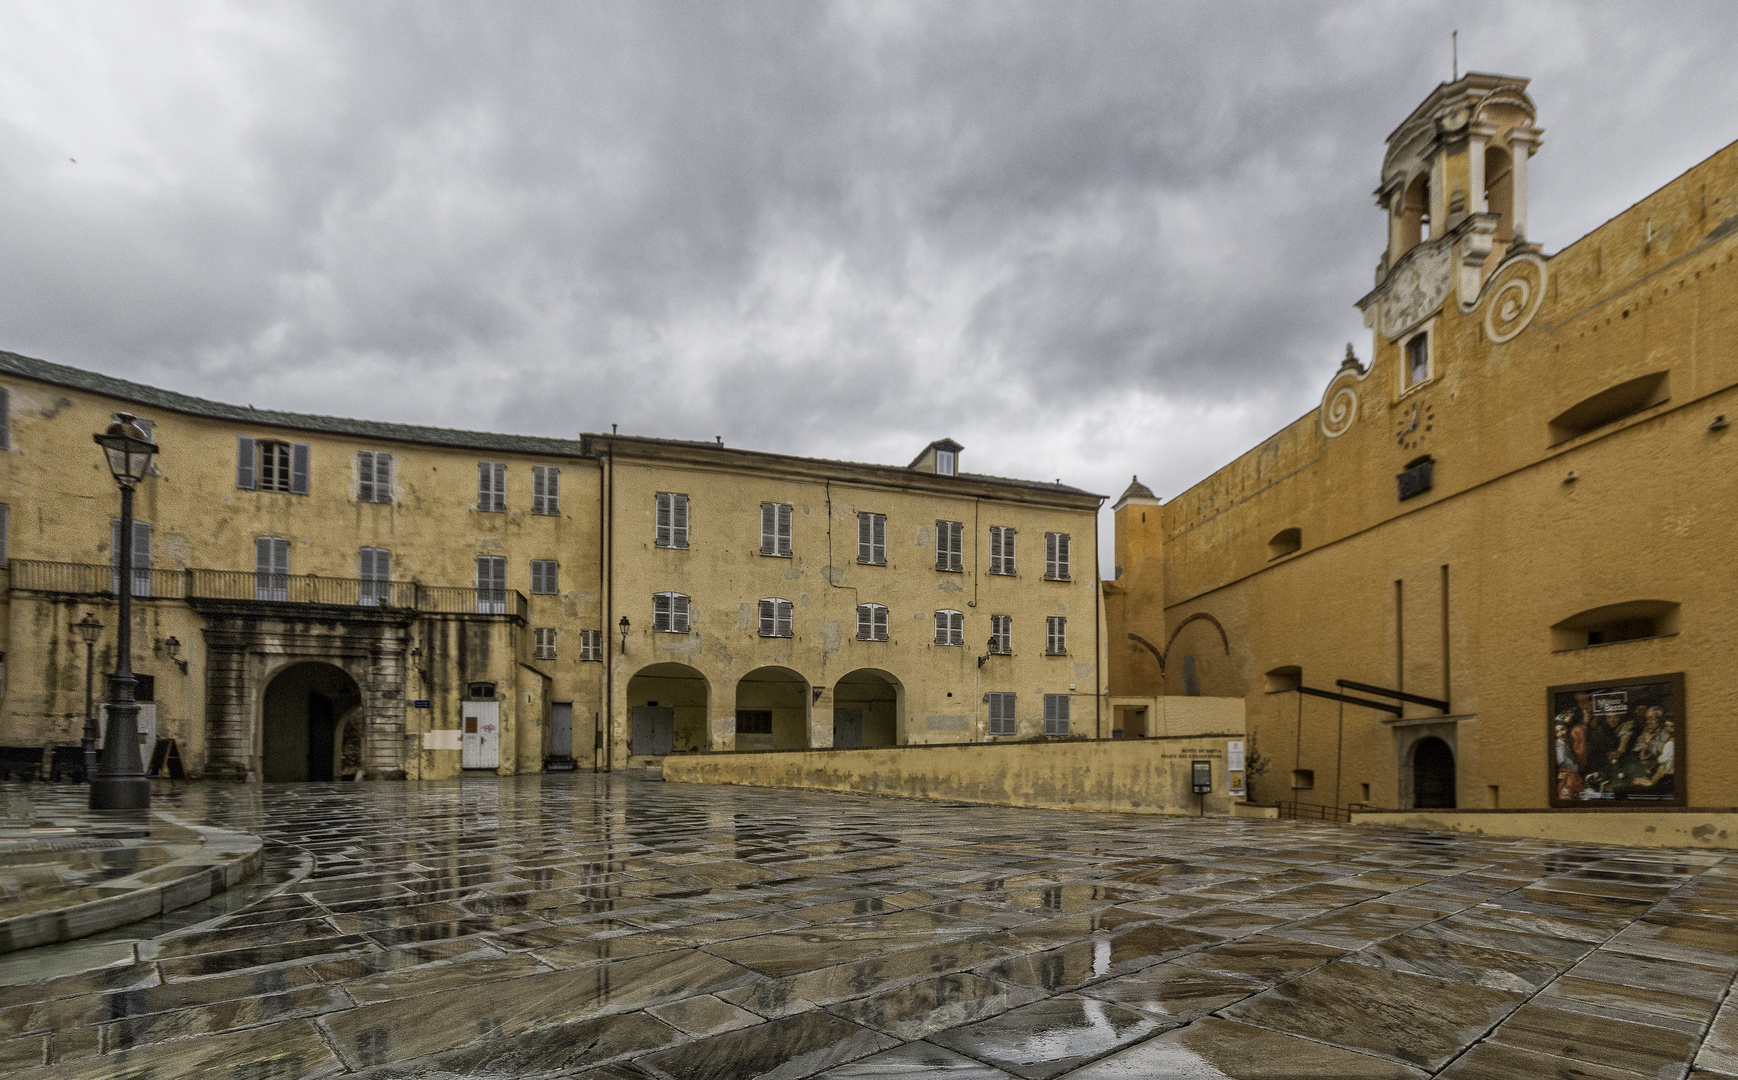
<box><xmin>618</xmin><ymin>615</ymin><xmax>631</xmax><ymax>651</ymax></box>
<box><xmin>77</xmin><ymin>612</ymin><xmax>103</xmax><ymax>645</ymax></box>
<box><xmin>93</xmin><ymin>413</ymin><xmax>157</xmax><ymax>485</ymax></box>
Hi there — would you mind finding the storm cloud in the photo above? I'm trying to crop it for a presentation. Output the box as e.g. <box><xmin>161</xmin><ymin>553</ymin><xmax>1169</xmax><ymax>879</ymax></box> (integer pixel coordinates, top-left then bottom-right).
<box><xmin>3</xmin><ymin>1</ymin><xmax>1736</xmax><ymax>552</ymax></box>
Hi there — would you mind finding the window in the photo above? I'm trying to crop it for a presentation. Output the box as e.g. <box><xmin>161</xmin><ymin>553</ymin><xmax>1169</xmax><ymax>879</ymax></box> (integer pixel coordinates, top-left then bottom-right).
<box><xmin>580</xmin><ymin>629</ymin><xmax>603</xmax><ymax>661</ymax></box>
<box><xmin>653</xmin><ymin>592</ymin><xmax>691</xmax><ymax>633</ymax></box>
<box><xmin>935</xmin><ymin>520</ymin><xmax>963</xmax><ymax>572</ymax></box>
<box><xmin>857</xmin><ymin>512</ymin><xmax>886</xmax><ymax>565</ymax></box>
<box><xmin>758</xmin><ymin>598</ymin><xmax>794</xmax><ymax>638</ymax></box>
<box><xmin>1397</xmin><ymin>457</ymin><xmax>1434</xmax><ymax>501</ymax></box>
<box><xmin>1292</xmin><ymin>769</ymin><xmax>1315</xmax><ymax>790</ymax></box>
<box><xmin>736</xmin><ymin>711</ymin><xmax>773</xmax><ymax>735</ymax></box>
<box><xmin>467</xmin><ymin>682</ymin><xmax>497</xmax><ymax>699</ymax></box>
<box><xmin>534</xmin><ymin>628</ymin><xmax>557</xmax><ymax>660</ymax></box>
<box><xmin>532</xmin><ymin>465</ymin><xmax>560</xmax><ymax>515</ymax></box>
<box><xmin>656</xmin><ymin>493</ymin><xmax>690</xmax><ymax>549</ymax></box>
<box><xmin>1550</xmin><ymin>600</ymin><xmax>1680</xmax><ymax>651</ymax></box>
<box><xmin>1046</xmin><ymin>616</ymin><xmax>1067</xmax><ymax>656</ymax></box>
<box><xmin>111</xmin><ymin>520</ymin><xmax>153</xmax><ymax>597</ymax></box>
<box><xmin>934</xmin><ymin>609</ymin><xmax>964</xmax><ymax>646</ymax></box>
<box><xmin>0</xmin><ymin>387</ymin><xmax>8</xmax><ymax>449</ymax></box>
<box><xmin>1044</xmin><ymin>533</ymin><xmax>1071</xmax><ymax>580</ymax></box>
<box><xmin>357</xmin><ymin>451</ymin><xmax>393</xmax><ymax>504</ymax></box>
<box><xmin>988</xmin><ymin>614</ymin><xmax>1011</xmax><ymax>655</ymax></box>
<box><xmin>856</xmin><ymin>603</ymin><xmax>889</xmax><ymax>641</ymax></box>
<box><xmin>760</xmin><ymin>502</ymin><xmax>792</xmax><ymax>556</ymax></box>
<box><xmin>935</xmin><ymin>449</ymin><xmax>956</xmax><ymax>476</ymax></box>
<box><xmin>1265</xmin><ymin>666</ymin><xmax>1302</xmax><ymax>693</ymax></box>
<box><xmin>1405</xmin><ymin>331</ymin><xmax>1431</xmax><ymax>388</ymax></box>
<box><xmin>237</xmin><ymin>437</ymin><xmax>309</xmax><ymax>494</ymax></box>
<box><xmin>1268</xmin><ymin>528</ymin><xmax>1301</xmax><ymax>559</ymax></box>
<box><xmin>255</xmin><ymin>536</ymin><xmax>289</xmax><ymax>601</ymax></box>
<box><xmin>530</xmin><ymin>559</ymin><xmax>559</xmax><ymax>595</ymax></box>
<box><xmin>476</xmin><ymin>555</ymin><xmax>507</xmax><ymax>614</ymax></box>
<box><xmin>987</xmin><ymin>692</ymin><xmax>1017</xmax><ymax>737</ymax></box>
<box><xmin>478</xmin><ymin>461</ymin><xmax>506</xmax><ymax>512</ymax></box>
<box><xmin>989</xmin><ymin>526</ymin><xmax>1016</xmax><ymax>575</ymax></box>
<box><xmin>1044</xmin><ymin>694</ymin><xmax>1070</xmax><ymax>736</ymax></box>
<box><xmin>359</xmin><ymin>547</ymin><xmax>391</xmax><ymax>605</ymax></box>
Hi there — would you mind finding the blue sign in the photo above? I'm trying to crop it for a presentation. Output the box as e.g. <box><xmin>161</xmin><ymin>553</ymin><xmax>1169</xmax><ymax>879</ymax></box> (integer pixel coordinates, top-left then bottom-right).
<box><xmin>413</xmin><ymin>700</ymin><xmax>431</xmax><ymax>709</ymax></box>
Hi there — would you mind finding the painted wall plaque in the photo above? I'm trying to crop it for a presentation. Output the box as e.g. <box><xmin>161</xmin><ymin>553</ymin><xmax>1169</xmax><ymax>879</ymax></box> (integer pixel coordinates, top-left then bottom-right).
<box><xmin>1549</xmin><ymin>673</ymin><xmax>1685</xmax><ymax>807</ymax></box>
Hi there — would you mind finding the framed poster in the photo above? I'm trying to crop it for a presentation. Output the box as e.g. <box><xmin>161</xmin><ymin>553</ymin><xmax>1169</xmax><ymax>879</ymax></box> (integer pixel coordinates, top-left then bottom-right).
<box><xmin>1549</xmin><ymin>673</ymin><xmax>1685</xmax><ymax>808</ymax></box>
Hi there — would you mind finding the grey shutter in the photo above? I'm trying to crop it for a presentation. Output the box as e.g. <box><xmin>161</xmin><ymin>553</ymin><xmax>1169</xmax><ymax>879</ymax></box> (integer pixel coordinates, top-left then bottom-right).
<box><xmin>480</xmin><ymin>462</ymin><xmax>492</xmax><ymax>509</ymax></box>
<box><xmin>236</xmin><ymin>436</ymin><xmax>256</xmax><ymax>489</ymax></box>
<box><xmin>776</xmin><ymin>600</ymin><xmax>792</xmax><ymax>637</ymax></box>
<box><xmin>357</xmin><ymin>452</ymin><xmax>373</xmax><ymax>502</ymax></box>
<box><xmin>953</xmin><ymin>611</ymin><xmax>965</xmax><ymax>645</ymax></box>
<box><xmin>672</xmin><ymin>494</ymin><xmax>688</xmax><ymax>547</ymax></box>
<box><xmin>0</xmin><ymin>387</ymin><xmax>8</xmax><ymax>449</ymax></box>
<box><xmin>759</xmin><ymin>599</ymin><xmax>774</xmax><ymax>636</ymax></box>
<box><xmin>761</xmin><ymin>503</ymin><xmax>776</xmax><ymax>554</ymax></box>
<box><xmin>1056</xmin><ymin>534</ymin><xmax>1070</xmax><ymax>579</ymax></box>
<box><xmin>673</xmin><ymin>594</ymin><xmax>690</xmax><ymax>633</ymax></box>
<box><xmin>935</xmin><ymin>521</ymin><xmax>947</xmax><ymax>570</ymax></box>
<box><xmin>656</xmin><ymin>494</ymin><xmax>672</xmax><ymax>546</ymax></box>
<box><xmin>1003</xmin><ymin>528</ymin><xmax>1015</xmax><ymax>574</ymax></box>
<box><xmin>544</xmin><ymin>466</ymin><xmax>558</xmax><ymax>513</ymax></box>
<box><xmin>133</xmin><ymin>522</ymin><xmax>152</xmax><ymax>597</ymax></box>
<box><xmin>873</xmin><ymin>605</ymin><xmax>887</xmax><ymax>640</ymax></box>
<box><xmin>777</xmin><ymin>503</ymin><xmax>792</xmax><ymax>556</ymax></box>
<box><xmin>858</xmin><ymin>513</ymin><xmax>872</xmax><ymax>562</ymax></box>
<box><xmin>654</xmin><ymin>593</ymin><xmax>671</xmax><ymax>632</ymax></box>
<box><xmin>872</xmin><ymin>514</ymin><xmax>885</xmax><ymax>564</ymax></box>
<box><xmin>934</xmin><ymin>611</ymin><xmax>947</xmax><ymax>644</ymax></box>
<box><xmin>857</xmin><ymin>604</ymin><xmax>870</xmax><ymax>639</ymax></box>
<box><xmin>289</xmin><ymin>443</ymin><xmax>310</xmax><ymax>494</ymax></box>
<box><xmin>990</xmin><ymin>528</ymin><xmax>1001</xmax><ymax>574</ymax></box>
<box><xmin>375</xmin><ymin>452</ymin><xmax>392</xmax><ymax>502</ymax></box>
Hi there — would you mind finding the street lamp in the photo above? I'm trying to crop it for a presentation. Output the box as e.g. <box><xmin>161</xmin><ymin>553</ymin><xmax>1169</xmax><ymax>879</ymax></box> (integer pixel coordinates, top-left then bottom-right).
<box><xmin>90</xmin><ymin>413</ymin><xmax>157</xmax><ymax>812</ymax></box>
<box><xmin>75</xmin><ymin>612</ymin><xmax>103</xmax><ymax>782</ymax></box>
<box><xmin>618</xmin><ymin>615</ymin><xmax>630</xmax><ymax>654</ymax></box>
<box><xmin>164</xmin><ymin>635</ymin><xmax>187</xmax><ymax>674</ymax></box>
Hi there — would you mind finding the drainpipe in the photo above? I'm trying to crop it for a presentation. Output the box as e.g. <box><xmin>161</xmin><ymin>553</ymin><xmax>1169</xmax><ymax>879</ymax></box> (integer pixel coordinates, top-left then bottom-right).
<box><xmin>601</xmin><ymin>442</ymin><xmax>614</xmax><ymax>772</ymax></box>
<box><xmin>1095</xmin><ymin>496</ymin><xmax>1105</xmax><ymax>739</ymax></box>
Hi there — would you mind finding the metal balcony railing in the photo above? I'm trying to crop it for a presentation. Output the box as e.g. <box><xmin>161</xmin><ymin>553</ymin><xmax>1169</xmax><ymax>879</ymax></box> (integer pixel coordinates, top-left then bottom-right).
<box><xmin>8</xmin><ymin>559</ymin><xmax>526</xmax><ymax>619</ymax></box>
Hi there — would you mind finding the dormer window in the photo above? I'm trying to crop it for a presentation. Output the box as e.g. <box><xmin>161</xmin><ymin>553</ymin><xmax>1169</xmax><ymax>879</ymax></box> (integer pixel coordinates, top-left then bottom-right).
<box><xmin>935</xmin><ymin>450</ymin><xmax>956</xmax><ymax>476</ymax></box>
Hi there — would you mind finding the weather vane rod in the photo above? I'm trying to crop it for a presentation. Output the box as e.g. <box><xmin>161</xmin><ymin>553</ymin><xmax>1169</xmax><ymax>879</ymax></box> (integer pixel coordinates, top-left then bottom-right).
<box><xmin>1452</xmin><ymin>30</ymin><xmax>1458</xmax><ymax>81</ymax></box>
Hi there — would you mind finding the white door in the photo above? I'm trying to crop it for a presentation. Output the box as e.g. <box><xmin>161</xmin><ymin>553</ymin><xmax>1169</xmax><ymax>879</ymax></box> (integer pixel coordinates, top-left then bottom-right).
<box><xmin>96</xmin><ymin>704</ymin><xmax>157</xmax><ymax>753</ymax></box>
<box><xmin>462</xmin><ymin>701</ymin><xmax>500</xmax><ymax>769</ymax></box>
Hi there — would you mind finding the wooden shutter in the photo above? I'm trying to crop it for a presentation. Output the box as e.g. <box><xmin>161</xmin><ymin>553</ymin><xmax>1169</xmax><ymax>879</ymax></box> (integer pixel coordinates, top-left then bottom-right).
<box><xmin>873</xmin><ymin>605</ymin><xmax>887</xmax><ymax>640</ymax></box>
<box><xmin>857</xmin><ymin>604</ymin><xmax>872</xmax><ymax>640</ymax></box>
<box><xmin>656</xmin><ymin>493</ymin><xmax>672</xmax><ymax>546</ymax></box>
<box><xmin>375</xmin><ymin>452</ymin><xmax>392</xmax><ymax>502</ymax></box>
<box><xmin>1003</xmin><ymin>528</ymin><xmax>1014</xmax><ymax>574</ymax></box>
<box><xmin>989</xmin><ymin>527</ymin><xmax>1002</xmax><ymax>574</ymax></box>
<box><xmin>236</xmin><ymin>436</ymin><xmax>256</xmax><ymax>489</ymax></box>
<box><xmin>672</xmin><ymin>494</ymin><xmax>688</xmax><ymax>547</ymax></box>
<box><xmin>776</xmin><ymin>600</ymin><xmax>792</xmax><ymax>638</ymax></box>
<box><xmin>935</xmin><ymin>521</ymin><xmax>947</xmax><ymax>570</ymax></box>
<box><xmin>777</xmin><ymin>503</ymin><xmax>792</xmax><ymax>556</ymax></box>
<box><xmin>761</xmin><ymin>503</ymin><xmax>776</xmax><ymax>554</ymax></box>
<box><xmin>358</xmin><ymin>452</ymin><xmax>375</xmax><ymax>502</ymax></box>
<box><xmin>0</xmin><ymin>387</ymin><xmax>8</xmax><ymax>450</ymax></box>
<box><xmin>759</xmin><ymin>599</ymin><xmax>775</xmax><ymax>636</ymax></box>
<box><xmin>934</xmin><ymin>611</ymin><xmax>947</xmax><ymax>644</ymax></box>
<box><xmin>673</xmin><ymin>594</ymin><xmax>690</xmax><ymax>633</ymax></box>
<box><xmin>290</xmin><ymin>443</ymin><xmax>310</xmax><ymax>494</ymax></box>
<box><xmin>858</xmin><ymin>513</ymin><xmax>872</xmax><ymax>563</ymax></box>
<box><xmin>872</xmin><ymin>514</ymin><xmax>885</xmax><ymax>564</ymax></box>
<box><xmin>654</xmin><ymin>593</ymin><xmax>671</xmax><ymax>632</ymax></box>
<box><xmin>1055</xmin><ymin>533</ymin><xmax>1070</xmax><ymax>579</ymax></box>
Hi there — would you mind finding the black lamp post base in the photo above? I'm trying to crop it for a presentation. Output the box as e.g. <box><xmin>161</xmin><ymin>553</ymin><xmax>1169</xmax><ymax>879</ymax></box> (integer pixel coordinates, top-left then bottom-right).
<box><xmin>89</xmin><ymin>774</ymin><xmax>150</xmax><ymax>811</ymax></box>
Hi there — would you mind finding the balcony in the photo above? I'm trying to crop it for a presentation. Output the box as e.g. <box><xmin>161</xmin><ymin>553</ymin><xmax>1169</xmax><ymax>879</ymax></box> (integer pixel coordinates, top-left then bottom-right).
<box><xmin>6</xmin><ymin>560</ymin><xmax>528</xmax><ymax>620</ymax></box>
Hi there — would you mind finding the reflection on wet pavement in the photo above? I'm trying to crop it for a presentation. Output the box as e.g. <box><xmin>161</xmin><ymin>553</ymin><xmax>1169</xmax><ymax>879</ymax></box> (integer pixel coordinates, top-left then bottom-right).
<box><xmin>0</xmin><ymin>773</ymin><xmax>1733</xmax><ymax>1078</ymax></box>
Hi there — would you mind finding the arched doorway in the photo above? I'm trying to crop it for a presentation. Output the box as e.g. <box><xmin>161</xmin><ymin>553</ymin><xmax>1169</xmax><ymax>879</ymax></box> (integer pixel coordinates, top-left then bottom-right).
<box><xmin>735</xmin><ymin>667</ymin><xmax>808</xmax><ymax>750</ymax></box>
<box><xmin>1413</xmin><ymin>737</ymin><xmax>1456</xmax><ymax>808</ymax></box>
<box><xmin>833</xmin><ymin>669</ymin><xmax>902</xmax><ymax>748</ymax></box>
<box><xmin>262</xmin><ymin>662</ymin><xmax>364</xmax><ymax>782</ymax></box>
<box><xmin>626</xmin><ymin>663</ymin><xmax>709</xmax><ymax>757</ymax></box>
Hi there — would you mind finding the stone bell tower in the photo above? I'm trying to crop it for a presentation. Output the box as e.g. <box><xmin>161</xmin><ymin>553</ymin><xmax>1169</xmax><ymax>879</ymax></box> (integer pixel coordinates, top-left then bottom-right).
<box><xmin>1365</xmin><ymin>73</ymin><xmax>1543</xmax><ymax>331</ymax></box>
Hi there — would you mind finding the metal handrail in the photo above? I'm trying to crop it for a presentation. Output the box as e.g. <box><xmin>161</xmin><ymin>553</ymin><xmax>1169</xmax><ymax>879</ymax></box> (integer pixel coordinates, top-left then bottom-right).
<box><xmin>8</xmin><ymin>559</ymin><xmax>525</xmax><ymax>617</ymax></box>
<box><xmin>1276</xmin><ymin>800</ymin><xmax>1353</xmax><ymax>823</ymax></box>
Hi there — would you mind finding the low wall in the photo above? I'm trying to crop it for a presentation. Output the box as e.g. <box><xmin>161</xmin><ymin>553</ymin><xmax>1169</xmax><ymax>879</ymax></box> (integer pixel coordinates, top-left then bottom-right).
<box><xmin>661</xmin><ymin>733</ymin><xmax>1247</xmax><ymax>817</ymax></box>
<box><xmin>1351</xmin><ymin>808</ymin><xmax>1738</xmax><ymax>851</ymax></box>
<box><xmin>1109</xmin><ymin>696</ymin><xmax>1245</xmax><ymax>739</ymax></box>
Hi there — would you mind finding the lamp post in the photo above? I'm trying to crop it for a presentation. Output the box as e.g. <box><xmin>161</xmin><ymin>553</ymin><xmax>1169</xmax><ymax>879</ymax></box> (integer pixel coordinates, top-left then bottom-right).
<box><xmin>90</xmin><ymin>413</ymin><xmax>157</xmax><ymax>812</ymax></box>
<box><xmin>76</xmin><ymin>612</ymin><xmax>103</xmax><ymax>782</ymax></box>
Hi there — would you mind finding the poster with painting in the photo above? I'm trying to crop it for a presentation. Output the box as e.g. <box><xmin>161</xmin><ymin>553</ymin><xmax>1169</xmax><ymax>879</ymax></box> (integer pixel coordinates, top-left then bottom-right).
<box><xmin>1549</xmin><ymin>673</ymin><xmax>1685</xmax><ymax>808</ymax></box>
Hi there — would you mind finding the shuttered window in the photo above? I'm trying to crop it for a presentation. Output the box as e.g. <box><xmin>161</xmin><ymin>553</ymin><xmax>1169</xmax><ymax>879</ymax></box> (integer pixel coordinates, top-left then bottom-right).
<box><xmin>475</xmin><ymin>555</ymin><xmax>507</xmax><ymax>614</ymax></box>
<box><xmin>252</xmin><ymin>440</ymin><xmax>305</xmax><ymax>493</ymax></box>
<box><xmin>1044</xmin><ymin>532</ymin><xmax>1071</xmax><ymax>580</ymax></box>
<box><xmin>532</xmin><ymin>465</ymin><xmax>559</xmax><ymax>515</ymax></box>
<box><xmin>478</xmin><ymin>462</ymin><xmax>507</xmax><ymax>512</ymax></box>
<box><xmin>987</xmin><ymin>692</ymin><xmax>1017</xmax><ymax>736</ymax></box>
<box><xmin>254</xmin><ymin>536</ymin><xmax>289</xmax><ymax>601</ymax></box>
<box><xmin>653</xmin><ymin>592</ymin><xmax>691</xmax><ymax>633</ymax></box>
<box><xmin>1046</xmin><ymin>616</ymin><xmax>1067</xmax><ymax>655</ymax></box>
<box><xmin>110</xmin><ymin>519</ymin><xmax>153</xmax><ymax>597</ymax></box>
<box><xmin>1044</xmin><ymin>694</ymin><xmax>1071</xmax><ymax>736</ymax></box>
<box><xmin>0</xmin><ymin>387</ymin><xmax>8</xmax><ymax>450</ymax></box>
<box><xmin>990</xmin><ymin>614</ymin><xmax>1011</xmax><ymax>655</ymax></box>
<box><xmin>236</xmin><ymin>436</ymin><xmax>256</xmax><ymax>489</ymax></box>
<box><xmin>935</xmin><ymin>520</ymin><xmax>963</xmax><ymax>572</ymax></box>
<box><xmin>758</xmin><ymin>598</ymin><xmax>793</xmax><ymax>638</ymax></box>
<box><xmin>934</xmin><ymin>609</ymin><xmax>964</xmax><ymax>646</ymax></box>
<box><xmin>579</xmin><ymin>629</ymin><xmax>603</xmax><ymax>661</ymax></box>
<box><xmin>760</xmin><ymin>502</ymin><xmax>793</xmax><ymax>556</ymax></box>
<box><xmin>989</xmin><ymin>526</ymin><xmax>1016</xmax><ymax>575</ymax></box>
<box><xmin>357</xmin><ymin>451</ymin><xmax>393</xmax><ymax>504</ymax></box>
<box><xmin>530</xmin><ymin>559</ymin><xmax>559</xmax><ymax>595</ymax></box>
<box><xmin>534</xmin><ymin>628</ymin><xmax>557</xmax><ymax>660</ymax></box>
<box><xmin>359</xmin><ymin>547</ymin><xmax>391</xmax><ymax>605</ymax></box>
<box><xmin>856</xmin><ymin>603</ymin><xmax>888</xmax><ymax>641</ymax></box>
<box><xmin>857</xmin><ymin>512</ymin><xmax>886</xmax><ymax>565</ymax></box>
<box><xmin>656</xmin><ymin>493</ymin><xmax>690</xmax><ymax>548</ymax></box>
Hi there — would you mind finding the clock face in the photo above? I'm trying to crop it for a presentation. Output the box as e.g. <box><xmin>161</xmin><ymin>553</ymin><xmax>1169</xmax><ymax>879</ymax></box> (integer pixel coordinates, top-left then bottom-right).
<box><xmin>1396</xmin><ymin>402</ymin><xmax>1436</xmax><ymax>453</ymax></box>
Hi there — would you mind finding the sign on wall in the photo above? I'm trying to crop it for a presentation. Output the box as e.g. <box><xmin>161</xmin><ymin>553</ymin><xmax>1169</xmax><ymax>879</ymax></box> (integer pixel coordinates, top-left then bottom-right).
<box><xmin>1549</xmin><ymin>673</ymin><xmax>1685</xmax><ymax>808</ymax></box>
<box><xmin>1226</xmin><ymin>740</ymin><xmax>1246</xmax><ymax>798</ymax></box>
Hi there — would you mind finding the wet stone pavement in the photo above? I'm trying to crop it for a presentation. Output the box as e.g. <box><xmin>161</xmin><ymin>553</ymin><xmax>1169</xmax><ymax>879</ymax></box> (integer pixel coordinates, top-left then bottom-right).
<box><xmin>0</xmin><ymin>775</ymin><xmax>1736</xmax><ymax>1079</ymax></box>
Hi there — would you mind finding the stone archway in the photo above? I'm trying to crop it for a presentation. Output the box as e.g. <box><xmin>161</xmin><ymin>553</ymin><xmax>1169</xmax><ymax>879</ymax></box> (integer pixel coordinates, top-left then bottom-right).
<box><xmin>626</xmin><ymin>663</ymin><xmax>709</xmax><ymax>756</ymax></box>
<box><xmin>735</xmin><ymin>667</ymin><xmax>809</xmax><ymax>750</ymax></box>
<box><xmin>833</xmin><ymin>669</ymin><xmax>902</xmax><ymax>748</ymax></box>
<box><xmin>262</xmin><ymin>662</ymin><xmax>364</xmax><ymax>782</ymax></box>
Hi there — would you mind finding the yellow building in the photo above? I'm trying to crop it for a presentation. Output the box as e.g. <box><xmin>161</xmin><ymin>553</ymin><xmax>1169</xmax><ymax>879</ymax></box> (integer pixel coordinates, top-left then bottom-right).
<box><xmin>0</xmin><ymin>351</ymin><xmax>1104</xmax><ymax>781</ymax></box>
<box><xmin>1111</xmin><ymin>73</ymin><xmax>1738</xmax><ymax>815</ymax></box>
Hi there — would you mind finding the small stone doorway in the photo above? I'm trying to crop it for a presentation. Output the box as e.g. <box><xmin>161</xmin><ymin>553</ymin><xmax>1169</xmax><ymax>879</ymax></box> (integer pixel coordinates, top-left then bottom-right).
<box><xmin>1413</xmin><ymin>737</ymin><xmax>1457</xmax><ymax>808</ymax></box>
<box><xmin>262</xmin><ymin>662</ymin><xmax>363</xmax><ymax>782</ymax></box>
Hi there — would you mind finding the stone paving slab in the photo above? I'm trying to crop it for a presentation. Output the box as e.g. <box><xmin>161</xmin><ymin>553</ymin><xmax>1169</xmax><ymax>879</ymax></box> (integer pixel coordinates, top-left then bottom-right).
<box><xmin>0</xmin><ymin>773</ymin><xmax>1733</xmax><ymax>1077</ymax></box>
<box><xmin>0</xmin><ymin>785</ymin><xmax>262</xmax><ymax>953</ymax></box>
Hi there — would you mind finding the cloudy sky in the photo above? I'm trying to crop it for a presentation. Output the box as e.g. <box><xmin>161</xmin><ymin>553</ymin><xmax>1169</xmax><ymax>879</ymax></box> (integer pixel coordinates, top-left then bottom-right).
<box><xmin>3</xmin><ymin>1</ymin><xmax>1736</xmax><ymax>560</ymax></box>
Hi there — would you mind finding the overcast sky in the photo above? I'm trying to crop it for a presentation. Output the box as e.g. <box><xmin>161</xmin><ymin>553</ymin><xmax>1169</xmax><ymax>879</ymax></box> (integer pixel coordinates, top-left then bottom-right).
<box><xmin>3</xmin><ymin>1</ymin><xmax>1736</xmax><ymax>564</ymax></box>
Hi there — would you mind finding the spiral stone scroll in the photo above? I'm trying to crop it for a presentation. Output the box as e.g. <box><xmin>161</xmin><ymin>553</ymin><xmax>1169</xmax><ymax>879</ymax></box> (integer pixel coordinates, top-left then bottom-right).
<box><xmin>1319</xmin><ymin>360</ymin><xmax>1368</xmax><ymax>439</ymax></box>
<box><xmin>1483</xmin><ymin>252</ymin><xmax>1547</xmax><ymax>344</ymax></box>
